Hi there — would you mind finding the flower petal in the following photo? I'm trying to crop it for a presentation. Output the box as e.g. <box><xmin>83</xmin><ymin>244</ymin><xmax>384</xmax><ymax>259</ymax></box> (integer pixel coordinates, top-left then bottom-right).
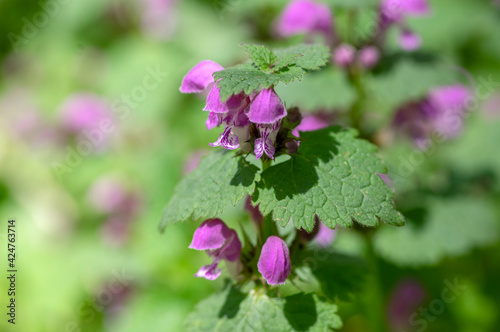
<box><xmin>209</xmin><ymin>126</ymin><xmax>240</xmax><ymax>150</ymax></box>
<box><xmin>314</xmin><ymin>222</ymin><xmax>336</xmax><ymax>248</ymax></box>
<box><xmin>204</xmin><ymin>85</ymin><xmax>249</xmax><ymax>114</ymax></box>
<box><xmin>194</xmin><ymin>262</ymin><xmax>222</xmax><ymax>280</ymax></box>
<box><xmin>180</xmin><ymin>60</ymin><xmax>223</xmax><ymax>93</ymax></box>
<box><xmin>276</xmin><ymin>0</ymin><xmax>333</xmax><ymax>38</ymax></box>
<box><xmin>189</xmin><ymin>219</ymin><xmax>234</xmax><ymax>250</ymax></box>
<box><xmin>258</xmin><ymin>236</ymin><xmax>291</xmax><ymax>285</ymax></box>
<box><xmin>246</xmin><ymin>88</ymin><xmax>287</xmax><ymax>124</ymax></box>
<box><xmin>399</xmin><ymin>29</ymin><xmax>422</xmax><ymax>51</ymax></box>
<box><xmin>205</xmin><ymin>112</ymin><xmax>222</xmax><ymax>130</ymax></box>
<box><xmin>381</xmin><ymin>0</ymin><xmax>430</xmax><ymax>23</ymax></box>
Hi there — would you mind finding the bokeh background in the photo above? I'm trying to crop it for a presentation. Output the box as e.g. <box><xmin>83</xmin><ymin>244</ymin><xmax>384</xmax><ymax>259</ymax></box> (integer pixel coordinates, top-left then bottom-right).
<box><xmin>0</xmin><ymin>0</ymin><xmax>499</xmax><ymax>331</ymax></box>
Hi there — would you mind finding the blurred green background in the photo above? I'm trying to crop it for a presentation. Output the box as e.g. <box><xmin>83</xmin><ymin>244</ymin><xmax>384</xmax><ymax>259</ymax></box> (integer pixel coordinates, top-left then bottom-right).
<box><xmin>0</xmin><ymin>0</ymin><xmax>499</xmax><ymax>331</ymax></box>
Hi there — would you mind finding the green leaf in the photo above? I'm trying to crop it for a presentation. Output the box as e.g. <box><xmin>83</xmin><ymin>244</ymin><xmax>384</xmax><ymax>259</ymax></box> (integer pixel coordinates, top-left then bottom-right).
<box><xmin>242</xmin><ymin>44</ymin><xmax>278</xmax><ymax>72</ymax></box>
<box><xmin>253</xmin><ymin>127</ymin><xmax>405</xmax><ymax>232</ymax></box>
<box><xmin>274</xmin><ymin>44</ymin><xmax>331</xmax><ymax>71</ymax></box>
<box><xmin>185</xmin><ymin>286</ymin><xmax>342</xmax><ymax>332</ymax></box>
<box><xmin>214</xmin><ymin>64</ymin><xmax>306</xmax><ymax>101</ymax></box>
<box><xmin>294</xmin><ymin>250</ymin><xmax>368</xmax><ymax>302</ymax></box>
<box><xmin>214</xmin><ymin>44</ymin><xmax>330</xmax><ymax>101</ymax></box>
<box><xmin>159</xmin><ymin>151</ymin><xmax>260</xmax><ymax>231</ymax></box>
<box><xmin>373</xmin><ymin>197</ymin><xmax>499</xmax><ymax>266</ymax></box>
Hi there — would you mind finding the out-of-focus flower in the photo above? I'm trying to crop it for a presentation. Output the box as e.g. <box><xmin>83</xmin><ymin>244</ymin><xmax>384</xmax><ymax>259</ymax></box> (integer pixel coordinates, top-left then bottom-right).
<box><xmin>314</xmin><ymin>222</ymin><xmax>336</xmax><ymax>247</ymax></box>
<box><xmin>88</xmin><ymin>176</ymin><xmax>143</xmax><ymax>246</ymax></box>
<box><xmin>258</xmin><ymin>236</ymin><xmax>291</xmax><ymax>285</ymax></box>
<box><xmin>333</xmin><ymin>44</ymin><xmax>356</xmax><ymax>68</ymax></box>
<box><xmin>275</xmin><ymin>0</ymin><xmax>333</xmax><ymax>40</ymax></box>
<box><xmin>399</xmin><ymin>29</ymin><xmax>422</xmax><ymax>51</ymax></box>
<box><xmin>378</xmin><ymin>0</ymin><xmax>430</xmax><ymax>52</ymax></box>
<box><xmin>300</xmin><ymin>215</ymin><xmax>336</xmax><ymax>247</ymax></box>
<box><xmin>358</xmin><ymin>46</ymin><xmax>380</xmax><ymax>69</ymax></box>
<box><xmin>189</xmin><ymin>219</ymin><xmax>242</xmax><ymax>280</ymax></box>
<box><xmin>61</xmin><ymin>93</ymin><xmax>113</xmax><ymax>134</ymax></box>
<box><xmin>387</xmin><ymin>279</ymin><xmax>426</xmax><ymax>331</ymax></box>
<box><xmin>393</xmin><ymin>85</ymin><xmax>471</xmax><ymax>148</ymax></box>
<box><xmin>380</xmin><ymin>0</ymin><xmax>430</xmax><ymax>25</ymax></box>
<box><xmin>140</xmin><ymin>0</ymin><xmax>178</xmax><ymax>41</ymax></box>
<box><xmin>292</xmin><ymin>113</ymin><xmax>331</xmax><ymax>137</ymax></box>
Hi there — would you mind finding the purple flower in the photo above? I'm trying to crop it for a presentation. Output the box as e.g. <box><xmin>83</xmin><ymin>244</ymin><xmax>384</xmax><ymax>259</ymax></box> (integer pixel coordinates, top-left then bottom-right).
<box><xmin>377</xmin><ymin>173</ymin><xmax>393</xmax><ymax>188</ymax></box>
<box><xmin>60</xmin><ymin>93</ymin><xmax>113</xmax><ymax>134</ymax></box>
<box><xmin>292</xmin><ymin>113</ymin><xmax>330</xmax><ymax>137</ymax></box>
<box><xmin>314</xmin><ymin>222</ymin><xmax>336</xmax><ymax>247</ymax></box>
<box><xmin>358</xmin><ymin>46</ymin><xmax>380</xmax><ymax>69</ymax></box>
<box><xmin>377</xmin><ymin>0</ymin><xmax>430</xmax><ymax>52</ymax></box>
<box><xmin>399</xmin><ymin>29</ymin><xmax>422</xmax><ymax>51</ymax></box>
<box><xmin>180</xmin><ymin>60</ymin><xmax>224</xmax><ymax>94</ymax></box>
<box><xmin>275</xmin><ymin>0</ymin><xmax>333</xmax><ymax>40</ymax></box>
<box><xmin>189</xmin><ymin>219</ymin><xmax>242</xmax><ymax>280</ymax></box>
<box><xmin>380</xmin><ymin>0</ymin><xmax>430</xmax><ymax>25</ymax></box>
<box><xmin>258</xmin><ymin>236</ymin><xmax>291</xmax><ymax>285</ymax></box>
<box><xmin>387</xmin><ymin>279</ymin><xmax>426</xmax><ymax>331</ymax></box>
<box><xmin>181</xmin><ymin>63</ymin><xmax>292</xmax><ymax>159</ymax></box>
<box><xmin>246</xmin><ymin>88</ymin><xmax>287</xmax><ymax>124</ymax></box>
<box><xmin>333</xmin><ymin>44</ymin><xmax>356</xmax><ymax>68</ymax></box>
<box><xmin>393</xmin><ymin>85</ymin><xmax>471</xmax><ymax>148</ymax></box>
<box><xmin>254</xmin><ymin>121</ymin><xmax>281</xmax><ymax>160</ymax></box>
<box><xmin>140</xmin><ymin>0</ymin><xmax>178</xmax><ymax>41</ymax></box>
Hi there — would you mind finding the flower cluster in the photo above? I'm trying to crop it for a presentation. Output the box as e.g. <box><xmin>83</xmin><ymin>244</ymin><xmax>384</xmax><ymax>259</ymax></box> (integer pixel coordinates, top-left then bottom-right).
<box><xmin>393</xmin><ymin>85</ymin><xmax>471</xmax><ymax>148</ymax></box>
<box><xmin>180</xmin><ymin>60</ymin><xmax>290</xmax><ymax>160</ymax></box>
<box><xmin>378</xmin><ymin>0</ymin><xmax>430</xmax><ymax>51</ymax></box>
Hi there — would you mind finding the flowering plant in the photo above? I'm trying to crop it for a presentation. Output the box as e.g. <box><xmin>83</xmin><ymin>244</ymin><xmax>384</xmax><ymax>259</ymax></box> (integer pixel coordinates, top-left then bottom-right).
<box><xmin>159</xmin><ymin>0</ymin><xmax>498</xmax><ymax>330</ymax></box>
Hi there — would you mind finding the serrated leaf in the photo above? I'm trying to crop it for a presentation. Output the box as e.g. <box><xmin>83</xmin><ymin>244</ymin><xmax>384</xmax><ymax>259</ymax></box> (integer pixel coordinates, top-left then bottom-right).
<box><xmin>185</xmin><ymin>286</ymin><xmax>342</xmax><ymax>332</ymax></box>
<box><xmin>159</xmin><ymin>151</ymin><xmax>260</xmax><ymax>231</ymax></box>
<box><xmin>214</xmin><ymin>64</ymin><xmax>306</xmax><ymax>101</ymax></box>
<box><xmin>274</xmin><ymin>44</ymin><xmax>331</xmax><ymax>71</ymax></box>
<box><xmin>294</xmin><ymin>250</ymin><xmax>368</xmax><ymax>302</ymax></box>
<box><xmin>253</xmin><ymin>127</ymin><xmax>405</xmax><ymax>232</ymax></box>
<box><xmin>373</xmin><ymin>197</ymin><xmax>499</xmax><ymax>266</ymax></box>
<box><xmin>272</xmin><ymin>53</ymin><xmax>303</xmax><ymax>72</ymax></box>
<box><xmin>242</xmin><ymin>44</ymin><xmax>278</xmax><ymax>71</ymax></box>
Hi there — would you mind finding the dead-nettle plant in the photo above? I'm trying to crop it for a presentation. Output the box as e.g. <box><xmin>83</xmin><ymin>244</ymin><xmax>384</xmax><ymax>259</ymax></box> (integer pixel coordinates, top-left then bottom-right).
<box><xmin>159</xmin><ymin>41</ymin><xmax>404</xmax><ymax>330</ymax></box>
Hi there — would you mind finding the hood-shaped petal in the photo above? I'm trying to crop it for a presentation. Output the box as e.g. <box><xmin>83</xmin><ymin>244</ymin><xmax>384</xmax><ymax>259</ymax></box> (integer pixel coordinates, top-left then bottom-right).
<box><xmin>216</xmin><ymin>230</ymin><xmax>242</xmax><ymax>262</ymax></box>
<box><xmin>246</xmin><ymin>88</ymin><xmax>287</xmax><ymax>124</ymax></box>
<box><xmin>399</xmin><ymin>29</ymin><xmax>422</xmax><ymax>51</ymax></box>
<box><xmin>205</xmin><ymin>112</ymin><xmax>222</xmax><ymax>130</ymax></box>
<box><xmin>258</xmin><ymin>236</ymin><xmax>291</xmax><ymax>285</ymax></box>
<box><xmin>180</xmin><ymin>60</ymin><xmax>224</xmax><ymax>93</ymax></box>
<box><xmin>204</xmin><ymin>85</ymin><xmax>249</xmax><ymax>114</ymax></box>
<box><xmin>189</xmin><ymin>219</ymin><xmax>234</xmax><ymax>250</ymax></box>
<box><xmin>276</xmin><ymin>0</ymin><xmax>333</xmax><ymax>38</ymax></box>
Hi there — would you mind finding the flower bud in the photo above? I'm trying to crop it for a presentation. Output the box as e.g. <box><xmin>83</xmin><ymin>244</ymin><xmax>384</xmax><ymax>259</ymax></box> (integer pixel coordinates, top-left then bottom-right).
<box><xmin>333</xmin><ymin>44</ymin><xmax>356</xmax><ymax>68</ymax></box>
<box><xmin>359</xmin><ymin>46</ymin><xmax>380</xmax><ymax>69</ymax></box>
<box><xmin>189</xmin><ymin>219</ymin><xmax>242</xmax><ymax>280</ymax></box>
<box><xmin>258</xmin><ymin>236</ymin><xmax>291</xmax><ymax>285</ymax></box>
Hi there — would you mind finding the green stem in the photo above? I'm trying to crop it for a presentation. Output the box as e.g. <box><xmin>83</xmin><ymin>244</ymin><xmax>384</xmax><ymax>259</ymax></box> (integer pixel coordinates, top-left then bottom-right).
<box><xmin>261</xmin><ymin>158</ymin><xmax>272</xmax><ymax>171</ymax></box>
<box><xmin>362</xmin><ymin>232</ymin><xmax>388</xmax><ymax>332</ymax></box>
